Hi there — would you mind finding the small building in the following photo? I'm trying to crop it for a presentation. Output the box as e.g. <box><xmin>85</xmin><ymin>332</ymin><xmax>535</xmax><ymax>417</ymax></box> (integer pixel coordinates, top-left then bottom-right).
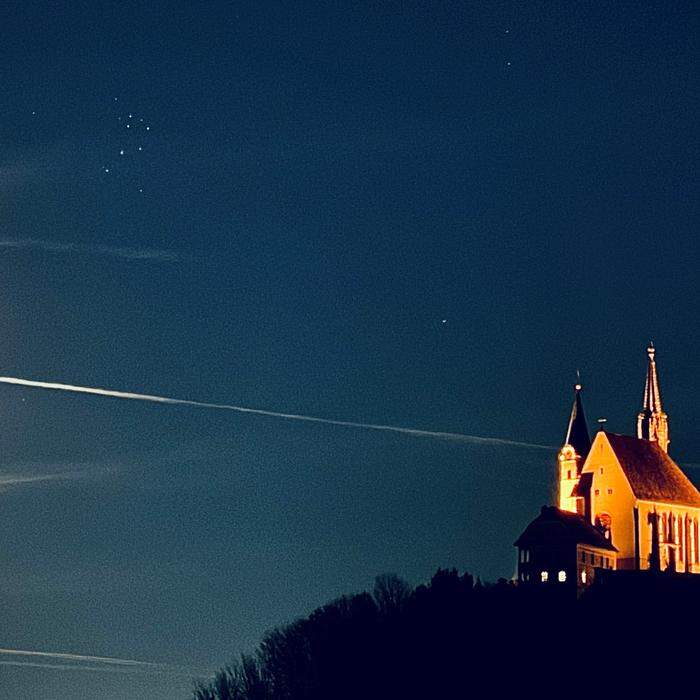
<box><xmin>515</xmin><ymin>505</ymin><xmax>617</xmax><ymax>593</ymax></box>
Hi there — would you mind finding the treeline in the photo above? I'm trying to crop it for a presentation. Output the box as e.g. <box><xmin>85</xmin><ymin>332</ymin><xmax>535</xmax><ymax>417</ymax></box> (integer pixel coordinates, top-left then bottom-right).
<box><xmin>192</xmin><ymin>567</ymin><xmax>700</xmax><ymax>699</ymax></box>
<box><xmin>193</xmin><ymin>570</ymin><xmax>575</xmax><ymax>699</ymax></box>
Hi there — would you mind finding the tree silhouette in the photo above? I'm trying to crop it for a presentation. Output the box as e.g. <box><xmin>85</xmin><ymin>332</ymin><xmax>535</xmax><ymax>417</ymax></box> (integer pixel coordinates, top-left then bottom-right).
<box><xmin>192</xmin><ymin>567</ymin><xmax>700</xmax><ymax>699</ymax></box>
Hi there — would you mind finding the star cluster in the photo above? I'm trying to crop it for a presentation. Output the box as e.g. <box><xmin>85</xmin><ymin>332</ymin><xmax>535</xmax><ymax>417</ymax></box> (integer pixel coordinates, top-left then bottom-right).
<box><xmin>102</xmin><ymin>97</ymin><xmax>153</xmax><ymax>194</ymax></box>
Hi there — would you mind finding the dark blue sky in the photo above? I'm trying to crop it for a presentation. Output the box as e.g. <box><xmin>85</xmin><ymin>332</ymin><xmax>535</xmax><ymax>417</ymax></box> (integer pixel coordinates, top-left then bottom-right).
<box><xmin>0</xmin><ymin>2</ymin><xmax>698</xmax><ymax>697</ymax></box>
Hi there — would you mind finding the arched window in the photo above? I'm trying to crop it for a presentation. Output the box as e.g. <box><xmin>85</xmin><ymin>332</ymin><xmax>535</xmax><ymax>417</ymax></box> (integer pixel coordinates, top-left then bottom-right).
<box><xmin>595</xmin><ymin>513</ymin><xmax>612</xmax><ymax>541</ymax></box>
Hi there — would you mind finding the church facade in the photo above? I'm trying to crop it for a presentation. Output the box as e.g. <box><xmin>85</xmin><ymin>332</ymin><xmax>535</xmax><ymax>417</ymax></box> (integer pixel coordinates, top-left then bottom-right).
<box><xmin>515</xmin><ymin>346</ymin><xmax>700</xmax><ymax>593</ymax></box>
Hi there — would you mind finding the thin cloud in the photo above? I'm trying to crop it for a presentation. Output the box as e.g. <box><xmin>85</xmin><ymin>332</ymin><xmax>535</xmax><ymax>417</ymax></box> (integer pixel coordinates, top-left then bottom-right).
<box><xmin>0</xmin><ymin>376</ymin><xmax>554</xmax><ymax>451</ymax></box>
<box><xmin>0</xmin><ymin>472</ymin><xmax>74</xmax><ymax>488</ymax></box>
<box><xmin>0</xmin><ymin>238</ymin><xmax>179</xmax><ymax>262</ymax></box>
<box><xmin>0</xmin><ymin>464</ymin><xmax>111</xmax><ymax>491</ymax></box>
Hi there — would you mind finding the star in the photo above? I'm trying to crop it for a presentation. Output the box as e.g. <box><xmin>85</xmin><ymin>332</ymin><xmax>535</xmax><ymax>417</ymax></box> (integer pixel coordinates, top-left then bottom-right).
<box><xmin>104</xmin><ymin>167</ymin><xmax>110</xmax><ymax>173</ymax></box>
<box><xmin>146</xmin><ymin>126</ymin><xmax>150</xmax><ymax>131</ymax></box>
<box><xmin>138</xmin><ymin>146</ymin><xmax>143</xmax><ymax>151</ymax></box>
<box><xmin>120</xmin><ymin>149</ymin><xmax>125</xmax><ymax>155</ymax></box>
<box><xmin>441</xmin><ymin>319</ymin><xmax>447</xmax><ymax>324</ymax></box>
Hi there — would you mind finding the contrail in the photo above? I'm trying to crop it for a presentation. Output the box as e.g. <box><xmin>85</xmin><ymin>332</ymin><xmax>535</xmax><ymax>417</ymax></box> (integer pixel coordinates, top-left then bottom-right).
<box><xmin>0</xmin><ymin>472</ymin><xmax>74</xmax><ymax>488</ymax></box>
<box><xmin>0</xmin><ymin>648</ymin><xmax>203</xmax><ymax>676</ymax></box>
<box><xmin>0</xmin><ymin>376</ymin><xmax>552</xmax><ymax>450</ymax></box>
<box><xmin>0</xmin><ymin>238</ymin><xmax>179</xmax><ymax>262</ymax></box>
<box><xmin>0</xmin><ymin>647</ymin><xmax>167</xmax><ymax>668</ymax></box>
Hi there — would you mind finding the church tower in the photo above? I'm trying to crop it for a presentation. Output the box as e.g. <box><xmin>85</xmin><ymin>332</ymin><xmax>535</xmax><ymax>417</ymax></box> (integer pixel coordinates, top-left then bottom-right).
<box><xmin>637</xmin><ymin>344</ymin><xmax>669</xmax><ymax>453</ymax></box>
<box><xmin>558</xmin><ymin>378</ymin><xmax>591</xmax><ymax>514</ymax></box>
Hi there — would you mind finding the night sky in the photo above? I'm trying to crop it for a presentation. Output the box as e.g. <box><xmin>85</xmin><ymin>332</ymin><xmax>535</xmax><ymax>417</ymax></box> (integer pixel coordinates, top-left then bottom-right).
<box><xmin>1</xmin><ymin>2</ymin><xmax>699</xmax><ymax>698</ymax></box>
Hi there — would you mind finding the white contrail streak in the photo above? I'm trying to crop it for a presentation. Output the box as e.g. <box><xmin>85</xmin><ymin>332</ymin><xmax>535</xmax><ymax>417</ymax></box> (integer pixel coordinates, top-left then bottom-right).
<box><xmin>0</xmin><ymin>472</ymin><xmax>73</xmax><ymax>487</ymax></box>
<box><xmin>0</xmin><ymin>648</ymin><xmax>206</xmax><ymax>676</ymax></box>
<box><xmin>0</xmin><ymin>376</ymin><xmax>552</xmax><ymax>450</ymax></box>
<box><xmin>0</xmin><ymin>647</ymin><xmax>165</xmax><ymax>668</ymax></box>
<box><xmin>0</xmin><ymin>660</ymin><xmax>171</xmax><ymax>675</ymax></box>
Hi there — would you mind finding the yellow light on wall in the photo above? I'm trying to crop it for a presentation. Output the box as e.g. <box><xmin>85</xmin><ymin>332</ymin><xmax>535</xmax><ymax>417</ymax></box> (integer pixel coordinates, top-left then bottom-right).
<box><xmin>540</xmin><ymin>571</ymin><xmax>548</xmax><ymax>582</ymax></box>
<box><xmin>558</xmin><ymin>570</ymin><xmax>566</xmax><ymax>582</ymax></box>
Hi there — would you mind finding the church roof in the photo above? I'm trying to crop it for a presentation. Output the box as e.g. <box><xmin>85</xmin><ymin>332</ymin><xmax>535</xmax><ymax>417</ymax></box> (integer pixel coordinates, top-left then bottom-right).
<box><xmin>564</xmin><ymin>383</ymin><xmax>591</xmax><ymax>465</ymax></box>
<box><xmin>605</xmin><ymin>433</ymin><xmax>700</xmax><ymax>508</ymax></box>
<box><xmin>514</xmin><ymin>506</ymin><xmax>616</xmax><ymax>551</ymax></box>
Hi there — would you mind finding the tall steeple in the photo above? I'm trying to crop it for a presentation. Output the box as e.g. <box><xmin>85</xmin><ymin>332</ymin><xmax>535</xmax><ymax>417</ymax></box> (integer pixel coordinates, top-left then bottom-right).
<box><xmin>558</xmin><ymin>377</ymin><xmax>591</xmax><ymax>514</ymax></box>
<box><xmin>564</xmin><ymin>376</ymin><xmax>592</xmax><ymax>464</ymax></box>
<box><xmin>637</xmin><ymin>343</ymin><xmax>669</xmax><ymax>453</ymax></box>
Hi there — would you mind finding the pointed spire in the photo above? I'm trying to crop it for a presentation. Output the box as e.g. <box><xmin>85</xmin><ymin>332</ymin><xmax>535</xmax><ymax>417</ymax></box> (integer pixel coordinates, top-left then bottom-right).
<box><xmin>564</xmin><ymin>377</ymin><xmax>591</xmax><ymax>463</ymax></box>
<box><xmin>558</xmin><ymin>377</ymin><xmax>592</xmax><ymax>513</ymax></box>
<box><xmin>642</xmin><ymin>343</ymin><xmax>663</xmax><ymax>414</ymax></box>
<box><xmin>637</xmin><ymin>343</ymin><xmax>670</xmax><ymax>452</ymax></box>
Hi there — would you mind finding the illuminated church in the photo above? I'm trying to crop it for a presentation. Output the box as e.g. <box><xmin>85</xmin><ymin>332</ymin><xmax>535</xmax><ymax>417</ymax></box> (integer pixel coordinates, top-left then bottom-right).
<box><xmin>515</xmin><ymin>346</ymin><xmax>700</xmax><ymax>592</ymax></box>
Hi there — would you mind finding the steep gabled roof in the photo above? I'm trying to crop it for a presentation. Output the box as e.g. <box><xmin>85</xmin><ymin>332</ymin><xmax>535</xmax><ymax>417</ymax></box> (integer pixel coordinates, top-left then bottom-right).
<box><xmin>605</xmin><ymin>433</ymin><xmax>700</xmax><ymax>508</ymax></box>
<box><xmin>514</xmin><ymin>506</ymin><xmax>616</xmax><ymax>551</ymax></box>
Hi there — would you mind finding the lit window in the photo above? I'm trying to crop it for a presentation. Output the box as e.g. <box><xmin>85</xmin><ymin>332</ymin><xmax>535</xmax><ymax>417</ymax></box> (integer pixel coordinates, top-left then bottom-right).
<box><xmin>581</xmin><ymin>570</ymin><xmax>587</xmax><ymax>584</ymax></box>
<box><xmin>540</xmin><ymin>571</ymin><xmax>548</xmax><ymax>583</ymax></box>
<box><xmin>558</xmin><ymin>570</ymin><xmax>566</xmax><ymax>582</ymax></box>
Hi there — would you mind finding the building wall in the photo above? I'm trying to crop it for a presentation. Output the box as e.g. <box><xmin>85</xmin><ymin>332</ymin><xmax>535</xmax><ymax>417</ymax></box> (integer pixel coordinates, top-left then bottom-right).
<box><xmin>582</xmin><ymin>433</ymin><xmax>637</xmax><ymax>568</ymax></box>
<box><xmin>636</xmin><ymin>500</ymin><xmax>700</xmax><ymax>573</ymax></box>
<box><xmin>576</xmin><ymin>543</ymin><xmax>616</xmax><ymax>593</ymax></box>
<box><xmin>517</xmin><ymin>542</ymin><xmax>615</xmax><ymax>595</ymax></box>
<box><xmin>517</xmin><ymin>544</ymin><xmax>577</xmax><ymax>587</ymax></box>
<box><xmin>558</xmin><ymin>445</ymin><xmax>581</xmax><ymax>513</ymax></box>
